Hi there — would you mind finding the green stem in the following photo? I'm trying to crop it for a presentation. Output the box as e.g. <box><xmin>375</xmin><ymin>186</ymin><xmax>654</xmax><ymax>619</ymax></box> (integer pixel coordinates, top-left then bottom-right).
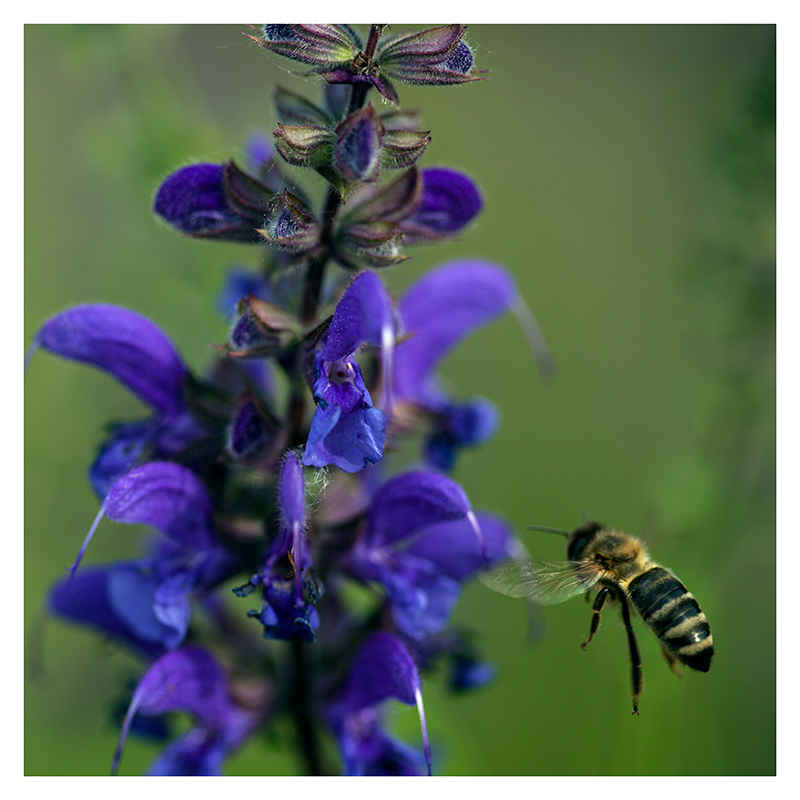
<box><xmin>290</xmin><ymin>638</ymin><xmax>325</xmax><ymax>775</ymax></box>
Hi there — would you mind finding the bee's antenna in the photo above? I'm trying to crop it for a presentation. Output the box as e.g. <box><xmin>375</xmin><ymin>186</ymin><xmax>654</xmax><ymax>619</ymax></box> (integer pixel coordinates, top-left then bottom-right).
<box><xmin>527</xmin><ymin>524</ymin><xmax>569</xmax><ymax>538</ymax></box>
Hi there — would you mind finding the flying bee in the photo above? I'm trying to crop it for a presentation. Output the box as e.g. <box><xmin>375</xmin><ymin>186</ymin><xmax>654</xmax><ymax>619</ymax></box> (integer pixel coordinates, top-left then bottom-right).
<box><xmin>478</xmin><ymin>521</ymin><xmax>713</xmax><ymax>714</ymax></box>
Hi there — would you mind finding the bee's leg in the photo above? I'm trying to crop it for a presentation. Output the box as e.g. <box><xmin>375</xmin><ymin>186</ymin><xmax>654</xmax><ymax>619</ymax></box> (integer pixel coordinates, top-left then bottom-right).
<box><xmin>660</xmin><ymin>644</ymin><xmax>684</xmax><ymax>678</ymax></box>
<box><xmin>619</xmin><ymin>595</ymin><xmax>642</xmax><ymax>715</ymax></box>
<box><xmin>581</xmin><ymin>586</ymin><xmax>609</xmax><ymax>649</ymax></box>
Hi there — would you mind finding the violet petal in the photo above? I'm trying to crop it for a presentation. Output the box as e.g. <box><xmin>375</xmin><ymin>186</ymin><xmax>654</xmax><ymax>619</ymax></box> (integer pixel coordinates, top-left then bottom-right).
<box><xmin>36</xmin><ymin>304</ymin><xmax>187</xmax><ymax>416</ymax></box>
<box><xmin>322</xmin><ymin>271</ymin><xmax>395</xmax><ymax>362</ymax></box>
<box><xmin>395</xmin><ymin>260</ymin><xmax>517</xmax><ymax>404</ymax></box>
<box><xmin>365</xmin><ymin>470</ymin><xmax>471</xmax><ymax>546</ymax></box>
<box><xmin>104</xmin><ymin>462</ymin><xmax>213</xmax><ymax>549</ymax></box>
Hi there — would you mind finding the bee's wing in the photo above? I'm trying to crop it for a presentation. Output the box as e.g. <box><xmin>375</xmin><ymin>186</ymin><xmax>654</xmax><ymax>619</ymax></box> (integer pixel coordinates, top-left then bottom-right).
<box><xmin>478</xmin><ymin>559</ymin><xmax>601</xmax><ymax>605</ymax></box>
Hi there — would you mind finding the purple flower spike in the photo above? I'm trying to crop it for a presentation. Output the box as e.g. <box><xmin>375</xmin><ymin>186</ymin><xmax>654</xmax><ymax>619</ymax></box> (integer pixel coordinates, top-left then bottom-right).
<box><xmin>34</xmin><ymin>304</ymin><xmax>187</xmax><ymax>416</ymax></box>
<box><xmin>399</xmin><ymin>167</ymin><xmax>483</xmax><ymax>244</ymax></box>
<box><xmin>395</xmin><ymin>260</ymin><xmax>517</xmax><ymax>408</ymax></box>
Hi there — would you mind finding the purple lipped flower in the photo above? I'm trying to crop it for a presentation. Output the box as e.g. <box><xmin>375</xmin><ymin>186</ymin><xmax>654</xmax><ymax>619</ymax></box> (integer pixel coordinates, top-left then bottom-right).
<box><xmin>234</xmin><ymin>452</ymin><xmax>322</xmax><ymax>641</ymax></box>
<box><xmin>113</xmin><ymin>646</ymin><xmax>260</xmax><ymax>775</ymax></box>
<box><xmin>334</xmin><ymin>167</ymin><xmax>481</xmax><ymax>266</ymax></box>
<box><xmin>60</xmin><ymin>461</ymin><xmax>237</xmax><ymax>650</ymax></box>
<box><xmin>302</xmin><ymin>271</ymin><xmax>395</xmax><ymax>473</ymax></box>
<box><xmin>27</xmin><ymin>304</ymin><xmax>205</xmax><ymax>497</ymax></box>
<box><xmin>328</xmin><ymin>631</ymin><xmax>431</xmax><ymax>775</ymax></box>
<box><xmin>345</xmin><ymin>470</ymin><xmax>482</xmax><ymax>638</ymax></box>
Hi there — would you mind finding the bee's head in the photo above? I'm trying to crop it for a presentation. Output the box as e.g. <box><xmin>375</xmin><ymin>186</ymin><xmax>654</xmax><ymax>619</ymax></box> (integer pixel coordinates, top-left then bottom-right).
<box><xmin>566</xmin><ymin>521</ymin><xmax>604</xmax><ymax>561</ymax></box>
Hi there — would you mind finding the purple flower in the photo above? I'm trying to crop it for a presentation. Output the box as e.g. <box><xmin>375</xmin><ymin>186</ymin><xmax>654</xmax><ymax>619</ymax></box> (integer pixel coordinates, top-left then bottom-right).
<box><xmin>345</xmin><ymin>470</ymin><xmax>514</xmax><ymax>638</ymax></box>
<box><xmin>28</xmin><ymin>304</ymin><xmax>205</xmax><ymax>497</ymax></box>
<box><xmin>49</xmin><ymin>564</ymin><xmax>167</xmax><ymax>658</ymax></box>
<box><xmin>55</xmin><ymin>462</ymin><xmax>237</xmax><ymax>651</ymax></box>
<box><xmin>113</xmin><ymin>646</ymin><xmax>259</xmax><ymax>775</ymax></box>
<box><xmin>334</xmin><ymin>167</ymin><xmax>482</xmax><ymax>267</ymax></box>
<box><xmin>302</xmin><ymin>271</ymin><xmax>395</xmax><ymax>473</ymax></box>
<box><xmin>328</xmin><ymin>631</ymin><xmax>431</xmax><ymax>775</ymax></box>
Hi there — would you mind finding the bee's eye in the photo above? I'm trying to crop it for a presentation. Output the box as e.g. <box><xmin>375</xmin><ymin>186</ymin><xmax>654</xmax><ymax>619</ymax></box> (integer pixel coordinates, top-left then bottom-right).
<box><xmin>567</xmin><ymin>535</ymin><xmax>590</xmax><ymax>561</ymax></box>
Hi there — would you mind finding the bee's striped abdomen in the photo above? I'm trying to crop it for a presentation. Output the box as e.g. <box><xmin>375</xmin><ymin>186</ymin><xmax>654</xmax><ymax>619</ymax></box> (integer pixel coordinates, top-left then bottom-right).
<box><xmin>627</xmin><ymin>566</ymin><xmax>713</xmax><ymax>672</ymax></box>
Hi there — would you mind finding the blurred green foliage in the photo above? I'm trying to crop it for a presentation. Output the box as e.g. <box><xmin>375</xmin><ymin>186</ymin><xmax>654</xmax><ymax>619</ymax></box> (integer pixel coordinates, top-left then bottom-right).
<box><xmin>25</xmin><ymin>24</ymin><xmax>774</xmax><ymax>775</ymax></box>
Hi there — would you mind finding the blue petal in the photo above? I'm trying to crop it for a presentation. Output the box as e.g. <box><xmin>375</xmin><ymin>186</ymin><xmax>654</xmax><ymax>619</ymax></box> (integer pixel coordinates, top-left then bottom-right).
<box><xmin>106</xmin><ymin>565</ymin><xmax>187</xmax><ymax>650</ymax></box>
<box><xmin>303</xmin><ymin>399</ymin><xmax>386</xmax><ymax>473</ymax></box>
<box><xmin>104</xmin><ymin>462</ymin><xmax>214</xmax><ymax>550</ymax></box>
<box><xmin>35</xmin><ymin>304</ymin><xmax>188</xmax><ymax>416</ymax></box>
<box><xmin>340</xmin><ymin>632</ymin><xmax>421</xmax><ymax>710</ymax></box>
<box><xmin>381</xmin><ymin>556</ymin><xmax>461</xmax><ymax>639</ymax></box>
<box><xmin>395</xmin><ymin>260</ymin><xmax>517</xmax><ymax>406</ymax></box>
<box><xmin>88</xmin><ymin>419</ymin><xmax>158</xmax><ymax>500</ymax></box>
<box><xmin>365</xmin><ymin>470</ymin><xmax>471</xmax><ymax>547</ymax></box>
<box><xmin>47</xmin><ymin>565</ymin><xmax>165</xmax><ymax>658</ymax></box>
<box><xmin>321</xmin><ymin>270</ymin><xmax>395</xmax><ymax>362</ymax></box>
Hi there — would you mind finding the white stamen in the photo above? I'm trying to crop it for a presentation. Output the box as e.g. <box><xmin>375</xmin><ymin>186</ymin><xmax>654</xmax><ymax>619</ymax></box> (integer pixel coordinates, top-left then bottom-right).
<box><xmin>67</xmin><ymin>502</ymin><xmax>107</xmax><ymax>585</ymax></box>
<box><xmin>467</xmin><ymin>509</ymin><xmax>489</xmax><ymax>566</ymax></box>
<box><xmin>512</xmin><ymin>296</ymin><xmax>557</xmax><ymax>379</ymax></box>
<box><xmin>414</xmin><ymin>686</ymin><xmax>432</xmax><ymax>777</ymax></box>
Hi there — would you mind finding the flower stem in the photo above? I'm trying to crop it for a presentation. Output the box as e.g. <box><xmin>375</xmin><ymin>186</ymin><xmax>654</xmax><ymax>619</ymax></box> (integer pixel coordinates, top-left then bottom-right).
<box><xmin>290</xmin><ymin>637</ymin><xmax>325</xmax><ymax>775</ymax></box>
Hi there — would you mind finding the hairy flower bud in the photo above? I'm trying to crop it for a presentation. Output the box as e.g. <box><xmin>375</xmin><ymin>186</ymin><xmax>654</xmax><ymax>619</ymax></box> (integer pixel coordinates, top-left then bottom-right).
<box><xmin>375</xmin><ymin>25</ymin><xmax>482</xmax><ymax>86</ymax></box>
<box><xmin>250</xmin><ymin>24</ymin><xmax>362</xmax><ymax>68</ymax></box>
<box><xmin>154</xmin><ymin>161</ymin><xmax>273</xmax><ymax>242</ymax></box>
<box><xmin>274</xmin><ymin>123</ymin><xmax>334</xmax><ymax>169</ymax></box>
<box><xmin>258</xmin><ymin>190</ymin><xmax>319</xmax><ymax>251</ymax></box>
<box><xmin>332</xmin><ymin>105</ymin><xmax>385</xmax><ymax>185</ymax></box>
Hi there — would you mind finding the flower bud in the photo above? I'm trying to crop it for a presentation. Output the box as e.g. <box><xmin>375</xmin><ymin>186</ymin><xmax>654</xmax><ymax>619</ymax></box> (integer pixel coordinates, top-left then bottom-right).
<box><xmin>221</xmin><ymin>295</ymin><xmax>301</xmax><ymax>358</ymax></box>
<box><xmin>379</xmin><ymin>129</ymin><xmax>431</xmax><ymax>170</ymax></box>
<box><xmin>398</xmin><ymin>167</ymin><xmax>482</xmax><ymax>243</ymax></box>
<box><xmin>335</xmin><ymin>221</ymin><xmax>406</xmax><ymax>269</ymax></box>
<box><xmin>258</xmin><ymin>190</ymin><xmax>319</xmax><ymax>251</ymax></box>
<box><xmin>274</xmin><ymin>123</ymin><xmax>333</xmax><ymax>168</ymax></box>
<box><xmin>332</xmin><ymin>105</ymin><xmax>385</xmax><ymax>185</ymax></box>
<box><xmin>375</xmin><ymin>25</ymin><xmax>482</xmax><ymax>87</ymax></box>
<box><xmin>250</xmin><ymin>24</ymin><xmax>362</xmax><ymax>68</ymax></box>
<box><xmin>273</xmin><ymin>85</ymin><xmax>332</xmax><ymax>127</ymax></box>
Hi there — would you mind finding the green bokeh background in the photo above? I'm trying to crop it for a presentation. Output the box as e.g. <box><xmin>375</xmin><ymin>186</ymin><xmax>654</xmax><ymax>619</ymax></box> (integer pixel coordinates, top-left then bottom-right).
<box><xmin>24</xmin><ymin>25</ymin><xmax>775</xmax><ymax>776</ymax></box>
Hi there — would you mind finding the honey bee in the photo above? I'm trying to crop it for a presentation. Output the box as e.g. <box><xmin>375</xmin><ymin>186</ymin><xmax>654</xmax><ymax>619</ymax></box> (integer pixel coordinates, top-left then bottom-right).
<box><xmin>478</xmin><ymin>521</ymin><xmax>713</xmax><ymax>714</ymax></box>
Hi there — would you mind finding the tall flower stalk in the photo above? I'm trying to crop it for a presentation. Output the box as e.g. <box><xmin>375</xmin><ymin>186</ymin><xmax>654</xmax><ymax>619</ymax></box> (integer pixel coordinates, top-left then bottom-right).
<box><xmin>28</xmin><ymin>24</ymin><xmax>552</xmax><ymax>776</ymax></box>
